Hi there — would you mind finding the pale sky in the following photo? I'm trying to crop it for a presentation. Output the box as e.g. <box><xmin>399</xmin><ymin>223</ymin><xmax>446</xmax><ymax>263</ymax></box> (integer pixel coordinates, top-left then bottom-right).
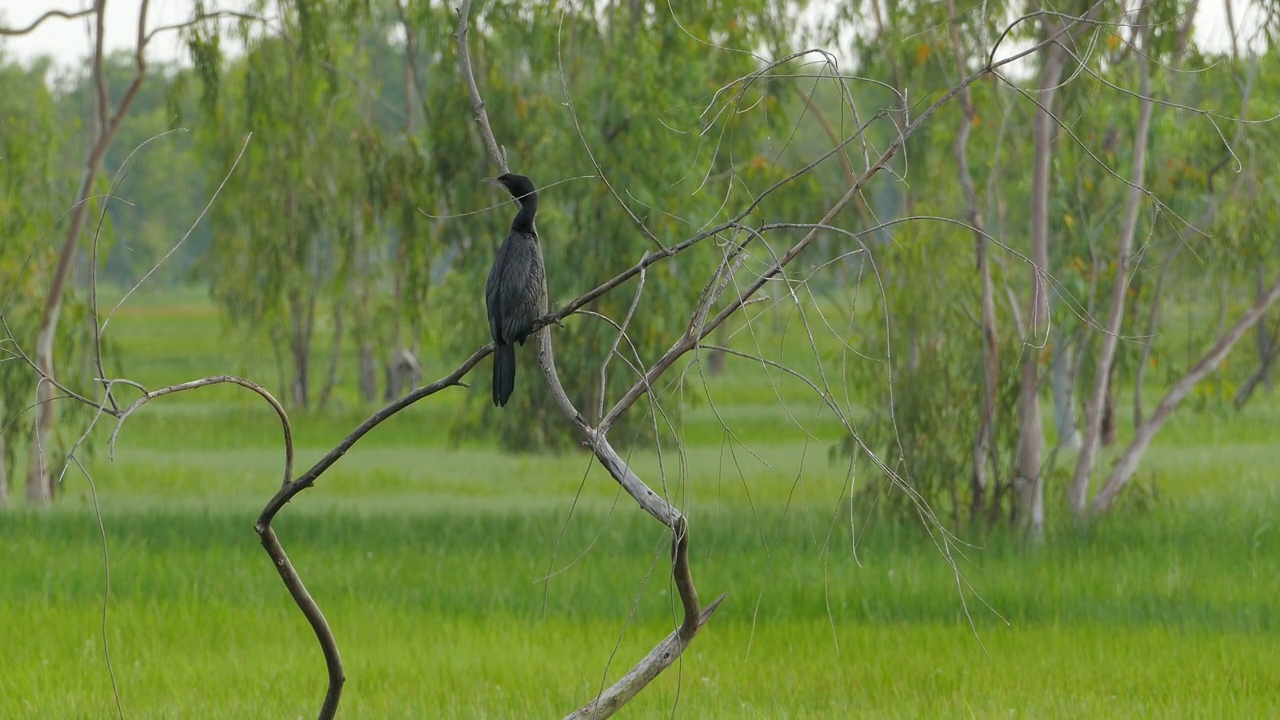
<box><xmin>0</xmin><ymin>0</ymin><xmax>1268</xmax><ymax>71</ymax></box>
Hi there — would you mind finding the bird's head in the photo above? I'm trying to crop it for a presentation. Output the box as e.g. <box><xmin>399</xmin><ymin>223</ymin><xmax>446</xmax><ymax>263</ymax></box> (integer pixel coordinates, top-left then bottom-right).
<box><xmin>484</xmin><ymin>173</ymin><xmax>537</xmax><ymax>205</ymax></box>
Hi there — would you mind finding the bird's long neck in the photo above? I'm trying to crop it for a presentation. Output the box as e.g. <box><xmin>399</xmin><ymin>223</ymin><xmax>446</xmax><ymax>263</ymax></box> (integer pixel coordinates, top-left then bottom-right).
<box><xmin>511</xmin><ymin>193</ymin><xmax>538</xmax><ymax>235</ymax></box>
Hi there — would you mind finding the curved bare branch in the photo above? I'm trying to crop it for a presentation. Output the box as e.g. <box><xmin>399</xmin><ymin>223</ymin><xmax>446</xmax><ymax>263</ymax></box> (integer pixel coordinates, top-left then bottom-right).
<box><xmin>455</xmin><ymin>0</ymin><xmax>508</xmax><ymax>174</ymax></box>
<box><xmin>0</xmin><ymin>7</ymin><xmax>94</xmax><ymax>36</ymax></box>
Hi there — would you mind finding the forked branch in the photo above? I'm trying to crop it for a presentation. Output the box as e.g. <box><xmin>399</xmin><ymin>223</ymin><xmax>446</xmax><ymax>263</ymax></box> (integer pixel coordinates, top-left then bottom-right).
<box><xmin>1</xmin><ymin>3</ymin><xmax>1138</xmax><ymax>718</ymax></box>
<box><xmin>452</xmin><ymin>1</ymin><xmax>1117</xmax><ymax>714</ymax></box>
<box><xmin>456</xmin><ymin>1</ymin><xmax>719</xmax><ymax>714</ymax></box>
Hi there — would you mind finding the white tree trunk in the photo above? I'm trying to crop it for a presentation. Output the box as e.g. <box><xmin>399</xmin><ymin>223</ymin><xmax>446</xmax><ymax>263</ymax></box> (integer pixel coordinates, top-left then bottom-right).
<box><xmin>945</xmin><ymin>0</ymin><xmax>1000</xmax><ymax>524</ymax></box>
<box><xmin>26</xmin><ymin>168</ymin><xmax>91</xmax><ymax>505</ymax></box>
<box><xmin>1015</xmin><ymin>36</ymin><xmax>1067</xmax><ymax>539</ymax></box>
<box><xmin>1069</xmin><ymin>46</ymin><xmax>1154</xmax><ymax>515</ymax></box>
<box><xmin>1092</xmin><ymin>273</ymin><xmax>1280</xmax><ymax>512</ymax></box>
<box><xmin>23</xmin><ymin>0</ymin><xmax>153</xmax><ymax>506</ymax></box>
<box><xmin>0</xmin><ymin>416</ymin><xmax>8</xmax><ymax>508</ymax></box>
<box><xmin>1051</xmin><ymin>328</ymin><xmax>1082</xmax><ymax>452</ymax></box>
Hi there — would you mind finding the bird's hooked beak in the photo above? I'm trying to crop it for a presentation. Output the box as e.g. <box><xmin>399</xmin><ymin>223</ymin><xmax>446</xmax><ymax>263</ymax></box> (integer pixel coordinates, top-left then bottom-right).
<box><xmin>482</xmin><ymin>177</ymin><xmax>504</xmax><ymax>189</ymax></box>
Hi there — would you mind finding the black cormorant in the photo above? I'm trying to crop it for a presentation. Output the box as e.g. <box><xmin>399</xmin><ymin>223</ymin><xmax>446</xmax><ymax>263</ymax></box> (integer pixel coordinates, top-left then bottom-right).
<box><xmin>484</xmin><ymin>173</ymin><xmax>547</xmax><ymax>407</ymax></box>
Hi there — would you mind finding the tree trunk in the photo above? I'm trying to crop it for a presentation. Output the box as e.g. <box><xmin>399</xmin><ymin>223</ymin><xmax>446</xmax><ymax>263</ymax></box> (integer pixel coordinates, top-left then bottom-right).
<box><xmin>384</xmin><ymin>348</ymin><xmax>421</xmax><ymax>401</ymax></box>
<box><xmin>318</xmin><ymin>303</ymin><xmax>345</xmax><ymax>412</ymax></box>
<box><xmin>972</xmin><ymin>240</ymin><xmax>999</xmax><ymax>525</ymax></box>
<box><xmin>27</xmin><ymin>164</ymin><xmax>100</xmax><ymax>505</ymax></box>
<box><xmin>0</xmin><ymin>423</ymin><xmax>8</xmax><ymax>508</ymax></box>
<box><xmin>907</xmin><ymin>328</ymin><xmax>922</xmax><ymax>372</ymax></box>
<box><xmin>24</xmin><ymin>0</ymin><xmax>154</xmax><ymax>506</ymax></box>
<box><xmin>359</xmin><ymin>344</ymin><xmax>378</xmax><ymax>404</ymax></box>
<box><xmin>1235</xmin><ymin>327</ymin><xmax>1280</xmax><ymax>409</ymax></box>
<box><xmin>1015</xmin><ymin>35</ymin><xmax>1067</xmax><ymax>540</ymax></box>
<box><xmin>292</xmin><ymin>332</ymin><xmax>310</xmax><ymax>410</ymax></box>
<box><xmin>1214</xmin><ymin>280</ymin><xmax>1229</xmax><ymax>404</ymax></box>
<box><xmin>1014</xmin><ymin>357</ymin><xmax>1045</xmax><ymax>538</ymax></box>
<box><xmin>1100</xmin><ymin>366</ymin><xmax>1117</xmax><ymax>447</ymax></box>
<box><xmin>1092</xmin><ymin>272</ymin><xmax>1280</xmax><ymax>513</ymax></box>
<box><xmin>1134</xmin><ymin>245</ymin><xmax>1181</xmax><ymax>426</ymax></box>
<box><xmin>349</xmin><ymin>197</ymin><xmax>379</xmax><ymax>405</ymax></box>
<box><xmin>1050</xmin><ymin>329</ymin><xmax>1081</xmax><ymax>451</ymax></box>
<box><xmin>706</xmin><ymin>324</ymin><xmax>727</xmax><ymax>377</ymax></box>
<box><xmin>1254</xmin><ymin>264</ymin><xmax>1274</xmax><ymax>391</ymax></box>
<box><xmin>944</xmin><ymin>0</ymin><xmax>1000</xmax><ymax>527</ymax></box>
<box><xmin>271</xmin><ymin>322</ymin><xmax>289</xmax><ymax>402</ymax></box>
<box><xmin>289</xmin><ymin>291</ymin><xmax>313</xmax><ymax>410</ymax></box>
<box><xmin>1069</xmin><ymin>40</ymin><xmax>1154</xmax><ymax>515</ymax></box>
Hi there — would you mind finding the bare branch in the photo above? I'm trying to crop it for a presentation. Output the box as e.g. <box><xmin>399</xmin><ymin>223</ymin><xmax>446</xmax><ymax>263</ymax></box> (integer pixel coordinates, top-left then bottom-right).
<box><xmin>1092</xmin><ymin>273</ymin><xmax>1280</xmax><ymax>513</ymax></box>
<box><xmin>455</xmin><ymin>0</ymin><xmax>508</xmax><ymax>174</ymax></box>
<box><xmin>601</xmin><ymin>130</ymin><xmax>898</xmax><ymax>431</ymax></box>
<box><xmin>455</xmin><ymin>3</ymin><xmax>727</xmax><ymax>710</ymax></box>
<box><xmin>89</xmin><ymin>368</ymin><xmax>353</xmax><ymax>720</ymax></box>
<box><xmin>145</xmin><ymin>10</ymin><xmax>267</xmax><ymax>45</ymax></box>
<box><xmin>0</xmin><ymin>320</ymin><xmax>118</xmax><ymax>417</ymax></box>
<box><xmin>260</xmin><ymin>346</ymin><xmax>487</xmax><ymax>516</ymax></box>
<box><xmin>257</xmin><ymin>524</ymin><xmax>342</xmax><ymax>718</ymax></box>
<box><xmin>565</xmin><ymin>596</ymin><xmax>727</xmax><ymax>718</ymax></box>
<box><xmin>0</xmin><ymin>7</ymin><xmax>94</xmax><ymax>36</ymax></box>
<box><xmin>538</xmin><ymin>328</ymin><xmax>718</xmax><ymax>718</ymax></box>
<box><xmin>597</xmin><ymin>268</ymin><xmax>646</xmax><ymax>422</ymax></box>
<box><xmin>87</xmin><ymin>129</ymin><xmax>189</xmax><ymax>414</ymax></box>
<box><xmin>108</xmin><ymin>376</ymin><xmax>291</xmax><ymax>478</ymax></box>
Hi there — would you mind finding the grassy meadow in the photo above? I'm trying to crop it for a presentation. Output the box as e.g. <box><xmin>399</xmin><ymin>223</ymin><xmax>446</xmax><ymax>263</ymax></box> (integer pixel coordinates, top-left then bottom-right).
<box><xmin>2</xmin><ymin>287</ymin><xmax>1278</xmax><ymax>718</ymax></box>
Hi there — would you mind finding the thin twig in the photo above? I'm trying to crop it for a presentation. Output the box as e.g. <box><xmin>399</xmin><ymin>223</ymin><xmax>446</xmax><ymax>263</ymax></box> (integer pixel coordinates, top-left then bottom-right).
<box><xmin>556</xmin><ymin>12</ymin><xmax>666</xmax><ymax>251</ymax></box>
<box><xmin>597</xmin><ymin>269</ymin><xmax>647</xmax><ymax>422</ymax></box>
<box><xmin>87</xmin><ymin>128</ymin><xmax>190</xmax><ymax>414</ymax></box>
<box><xmin>68</xmin><ymin>455</ymin><xmax>124</xmax><ymax>720</ymax></box>
<box><xmin>101</xmin><ymin>134</ymin><xmax>254</xmax><ymax>336</ymax></box>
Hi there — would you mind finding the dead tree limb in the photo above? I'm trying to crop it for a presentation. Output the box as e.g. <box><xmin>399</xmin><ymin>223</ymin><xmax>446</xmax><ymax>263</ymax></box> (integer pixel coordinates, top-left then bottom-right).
<box><xmin>450</xmin><ymin>1</ymin><xmax>1098</xmax><ymax>714</ymax></box>
<box><xmin>0</xmin><ymin>7</ymin><xmax>94</xmax><ymax>35</ymax></box>
<box><xmin>457</xmin><ymin>0</ymin><xmax>723</xmax><ymax>713</ymax></box>
<box><xmin>1092</xmin><ymin>272</ymin><xmax>1280</xmax><ymax>513</ymax></box>
<box><xmin>0</xmin><ymin>3</ymin><xmax>1125</xmax><ymax>717</ymax></box>
<box><xmin>455</xmin><ymin>0</ymin><xmax>508</xmax><ymax>174</ymax></box>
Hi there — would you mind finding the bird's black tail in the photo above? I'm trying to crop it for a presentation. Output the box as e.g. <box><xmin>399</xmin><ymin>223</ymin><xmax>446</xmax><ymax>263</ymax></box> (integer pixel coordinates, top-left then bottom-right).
<box><xmin>493</xmin><ymin>343</ymin><xmax>516</xmax><ymax>407</ymax></box>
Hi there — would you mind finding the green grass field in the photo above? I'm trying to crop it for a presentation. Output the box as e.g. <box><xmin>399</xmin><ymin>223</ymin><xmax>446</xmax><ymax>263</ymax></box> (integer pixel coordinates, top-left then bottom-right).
<box><xmin>2</xmin><ymin>288</ymin><xmax>1278</xmax><ymax>718</ymax></box>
